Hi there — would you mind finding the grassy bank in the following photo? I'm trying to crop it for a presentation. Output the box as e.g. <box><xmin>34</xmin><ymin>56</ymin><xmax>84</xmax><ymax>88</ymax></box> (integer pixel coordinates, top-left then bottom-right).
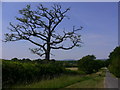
<box><xmin>13</xmin><ymin>75</ymin><xmax>86</xmax><ymax>88</ymax></box>
<box><xmin>12</xmin><ymin>69</ymin><xmax>105</xmax><ymax>88</ymax></box>
<box><xmin>66</xmin><ymin>69</ymin><xmax>105</xmax><ymax>88</ymax></box>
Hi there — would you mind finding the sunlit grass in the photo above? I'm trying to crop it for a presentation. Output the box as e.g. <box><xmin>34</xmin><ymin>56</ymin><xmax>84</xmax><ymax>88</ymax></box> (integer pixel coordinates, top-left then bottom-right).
<box><xmin>13</xmin><ymin>69</ymin><xmax>105</xmax><ymax>88</ymax></box>
<box><xmin>13</xmin><ymin>75</ymin><xmax>87</xmax><ymax>88</ymax></box>
<box><xmin>12</xmin><ymin>68</ymin><xmax>105</xmax><ymax>88</ymax></box>
<box><xmin>66</xmin><ymin>69</ymin><xmax>105</xmax><ymax>88</ymax></box>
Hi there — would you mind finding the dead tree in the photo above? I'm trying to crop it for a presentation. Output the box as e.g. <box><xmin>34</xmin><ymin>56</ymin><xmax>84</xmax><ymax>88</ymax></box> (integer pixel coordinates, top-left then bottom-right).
<box><xmin>4</xmin><ymin>4</ymin><xmax>83</xmax><ymax>60</ymax></box>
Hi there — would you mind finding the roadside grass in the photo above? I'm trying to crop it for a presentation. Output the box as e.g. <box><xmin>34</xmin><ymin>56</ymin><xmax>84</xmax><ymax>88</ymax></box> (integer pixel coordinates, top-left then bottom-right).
<box><xmin>12</xmin><ymin>68</ymin><xmax>105</xmax><ymax>88</ymax></box>
<box><xmin>110</xmin><ymin>71</ymin><xmax>118</xmax><ymax>78</ymax></box>
<box><xmin>66</xmin><ymin>69</ymin><xmax>105</xmax><ymax>88</ymax></box>
<box><xmin>13</xmin><ymin>75</ymin><xmax>87</xmax><ymax>88</ymax></box>
<box><xmin>66</xmin><ymin>74</ymin><xmax>104</xmax><ymax>88</ymax></box>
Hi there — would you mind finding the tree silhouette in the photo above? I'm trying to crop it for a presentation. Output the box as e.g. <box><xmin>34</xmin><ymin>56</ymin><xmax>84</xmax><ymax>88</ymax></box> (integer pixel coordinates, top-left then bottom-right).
<box><xmin>4</xmin><ymin>4</ymin><xmax>83</xmax><ymax>60</ymax></box>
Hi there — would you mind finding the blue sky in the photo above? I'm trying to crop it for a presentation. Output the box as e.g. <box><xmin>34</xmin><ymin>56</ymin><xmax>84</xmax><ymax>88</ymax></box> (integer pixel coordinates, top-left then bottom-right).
<box><xmin>2</xmin><ymin>2</ymin><xmax>118</xmax><ymax>60</ymax></box>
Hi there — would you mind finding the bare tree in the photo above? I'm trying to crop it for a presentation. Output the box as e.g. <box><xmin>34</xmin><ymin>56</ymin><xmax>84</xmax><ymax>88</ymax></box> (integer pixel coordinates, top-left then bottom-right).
<box><xmin>4</xmin><ymin>4</ymin><xmax>83</xmax><ymax>60</ymax></box>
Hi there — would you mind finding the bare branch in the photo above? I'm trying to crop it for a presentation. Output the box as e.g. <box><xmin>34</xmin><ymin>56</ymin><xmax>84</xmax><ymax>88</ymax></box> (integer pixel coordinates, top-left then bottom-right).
<box><xmin>29</xmin><ymin>48</ymin><xmax>45</xmax><ymax>57</ymax></box>
<box><xmin>4</xmin><ymin>3</ymin><xmax>83</xmax><ymax>60</ymax></box>
<box><xmin>28</xmin><ymin>39</ymin><xmax>46</xmax><ymax>51</ymax></box>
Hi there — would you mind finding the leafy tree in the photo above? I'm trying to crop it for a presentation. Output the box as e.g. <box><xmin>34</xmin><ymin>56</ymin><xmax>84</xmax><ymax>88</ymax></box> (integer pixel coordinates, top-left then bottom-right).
<box><xmin>108</xmin><ymin>46</ymin><xmax>120</xmax><ymax>78</ymax></box>
<box><xmin>4</xmin><ymin>4</ymin><xmax>83</xmax><ymax>60</ymax></box>
<box><xmin>78</xmin><ymin>55</ymin><xmax>96</xmax><ymax>74</ymax></box>
<box><xmin>103</xmin><ymin>59</ymin><xmax>110</xmax><ymax>67</ymax></box>
<box><xmin>93</xmin><ymin>60</ymin><xmax>105</xmax><ymax>72</ymax></box>
<box><xmin>78</xmin><ymin>55</ymin><xmax>105</xmax><ymax>74</ymax></box>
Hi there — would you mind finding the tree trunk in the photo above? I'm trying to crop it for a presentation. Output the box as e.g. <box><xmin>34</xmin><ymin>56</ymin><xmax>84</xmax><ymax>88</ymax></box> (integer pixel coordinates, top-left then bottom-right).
<box><xmin>45</xmin><ymin>34</ymin><xmax>51</xmax><ymax>61</ymax></box>
<box><xmin>45</xmin><ymin>49</ymin><xmax>50</xmax><ymax>60</ymax></box>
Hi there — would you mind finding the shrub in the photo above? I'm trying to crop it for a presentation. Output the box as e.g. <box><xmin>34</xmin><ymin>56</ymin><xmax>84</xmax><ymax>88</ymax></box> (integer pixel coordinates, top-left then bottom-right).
<box><xmin>78</xmin><ymin>55</ymin><xmax>105</xmax><ymax>74</ymax></box>
<box><xmin>78</xmin><ymin>55</ymin><xmax>96</xmax><ymax>74</ymax></box>
<box><xmin>2</xmin><ymin>60</ymin><xmax>65</xmax><ymax>88</ymax></box>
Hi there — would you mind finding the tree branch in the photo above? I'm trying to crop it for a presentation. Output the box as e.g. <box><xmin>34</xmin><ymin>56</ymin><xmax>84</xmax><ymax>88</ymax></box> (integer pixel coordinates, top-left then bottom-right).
<box><xmin>29</xmin><ymin>48</ymin><xmax>45</xmax><ymax>57</ymax></box>
<box><xmin>4</xmin><ymin>3</ymin><xmax>82</xmax><ymax>60</ymax></box>
<box><xmin>28</xmin><ymin>39</ymin><xmax>46</xmax><ymax>51</ymax></box>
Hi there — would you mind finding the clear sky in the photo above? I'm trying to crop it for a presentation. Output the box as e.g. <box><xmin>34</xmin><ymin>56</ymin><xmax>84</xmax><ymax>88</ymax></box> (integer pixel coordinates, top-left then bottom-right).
<box><xmin>2</xmin><ymin>2</ymin><xmax>118</xmax><ymax>60</ymax></box>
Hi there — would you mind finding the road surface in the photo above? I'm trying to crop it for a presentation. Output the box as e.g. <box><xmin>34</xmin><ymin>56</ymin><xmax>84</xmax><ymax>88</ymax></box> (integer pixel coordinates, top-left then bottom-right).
<box><xmin>104</xmin><ymin>69</ymin><xmax>119</xmax><ymax>89</ymax></box>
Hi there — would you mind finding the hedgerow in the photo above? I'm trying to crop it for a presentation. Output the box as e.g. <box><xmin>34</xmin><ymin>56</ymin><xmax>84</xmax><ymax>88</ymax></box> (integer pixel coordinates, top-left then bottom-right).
<box><xmin>2</xmin><ymin>59</ymin><xmax>65</xmax><ymax>88</ymax></box>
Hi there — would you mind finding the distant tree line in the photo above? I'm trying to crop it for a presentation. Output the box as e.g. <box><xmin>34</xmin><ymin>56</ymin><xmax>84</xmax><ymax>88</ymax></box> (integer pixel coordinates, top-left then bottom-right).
<box><xmin>11</xmin><ymin>58</ymin><xmax>56</xmax><ymax>63</ymax></box>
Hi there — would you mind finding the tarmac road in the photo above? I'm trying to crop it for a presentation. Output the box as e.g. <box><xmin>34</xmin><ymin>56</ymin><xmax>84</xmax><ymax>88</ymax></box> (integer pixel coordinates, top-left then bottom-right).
<box><xmin>104</xmin><ymin>69</ymin><xmax>118</xmax><ymax>89</ymax></box>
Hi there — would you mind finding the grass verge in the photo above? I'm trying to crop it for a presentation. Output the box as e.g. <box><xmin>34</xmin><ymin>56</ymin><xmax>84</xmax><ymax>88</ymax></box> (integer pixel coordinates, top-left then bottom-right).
<box><xmin>13</xmin><ymin>75</ymin><xmax>87</xmax><ymax>88</ymax></box>
<box><xmin>12</xmin><ymin>68</ymin><xmax>105</xmax><ymax>88</ymax></box>
<box><xmin>66</xmin><ymin>69</ymin><xmax>105</xmax><ymax>88</ymax></box>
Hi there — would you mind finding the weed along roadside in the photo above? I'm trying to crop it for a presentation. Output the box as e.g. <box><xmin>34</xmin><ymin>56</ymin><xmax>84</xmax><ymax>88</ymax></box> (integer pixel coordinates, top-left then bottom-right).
<box><xmin>65</xmin><ymin>68</ymin><xmax>105</xmax><ymax>88</ymax></box>
<box><xmin>12</xmin><ymin>68</ymin><xmax>105</xmax><ymax>88</ymax></box>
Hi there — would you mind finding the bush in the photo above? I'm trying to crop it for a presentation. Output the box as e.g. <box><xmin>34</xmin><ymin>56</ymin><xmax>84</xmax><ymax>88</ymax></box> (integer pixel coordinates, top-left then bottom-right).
<box><xmin>2</xmin><ymin>60</ymin><xmax>65</xmax><ymax>88</ymax></box>
<box><xmin>78</xmin><ymin>55</ymin><xmax>105</xmax><ymax>74</ymax></box>
<box><xmin>78</xmin><ymin>55</ymin><xmax>96</xmax><ymax>74</ymax></box>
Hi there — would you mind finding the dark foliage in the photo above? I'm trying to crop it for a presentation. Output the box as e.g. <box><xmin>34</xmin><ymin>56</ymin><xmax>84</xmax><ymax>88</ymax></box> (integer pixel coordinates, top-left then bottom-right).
<box><xmin>78</xmin><ymin>55</ymin><xmax>105</xmax><ymax>74</ymax></box>
<box><xmin>108</xmin><ymin>46</ymin><xmax>120</xmax><ymax>78</ymax></box>
<box><xmin>2</xmin><ymin>59</ymin><xmax>65</xmax><ymax>88</ymax></box>
<box><xmin>57</xmin><ymin>60</ymin><xmax>78</xmax><ymax>67</ymax></box>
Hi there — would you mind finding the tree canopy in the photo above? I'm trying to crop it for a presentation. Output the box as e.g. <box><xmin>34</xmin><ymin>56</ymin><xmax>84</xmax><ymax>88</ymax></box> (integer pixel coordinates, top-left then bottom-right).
<box><xmin>78</xmin><ymin>55</ymin><xmax>96</xmax><ymax>74</ymax></box>
<box><xmin>4</xmin><ymin>4</ymin><xmax>83</xmax><ymax>60</ymax></box>
<box><xmin>78</xmin><ymin>55</ymin><xmax>105</xmax><ymax>74</ymax></box>
<box><xmin>108</xmin><ymin>46</ymin><xmax>120</xmax><ymax>78</ymax></box>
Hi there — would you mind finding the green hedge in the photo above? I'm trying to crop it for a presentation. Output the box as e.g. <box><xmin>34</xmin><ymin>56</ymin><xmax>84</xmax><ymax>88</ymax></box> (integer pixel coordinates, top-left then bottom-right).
<box><xmin>2</xmin><ymin>60</ymin><xmax>65</xmax><ymax>88</ymax></box>
<box><xmin>108</xmin><ymin>46</ymin><xmax>120</xmax><ymax>78</ymax></box>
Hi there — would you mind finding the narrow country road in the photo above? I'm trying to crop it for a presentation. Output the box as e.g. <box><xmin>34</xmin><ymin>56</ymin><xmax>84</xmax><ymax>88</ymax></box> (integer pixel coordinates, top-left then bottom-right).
<box><xmin>104</xmin><ymin>69</ymin><xmax>119</xmax><ymax>88</ymax></box>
